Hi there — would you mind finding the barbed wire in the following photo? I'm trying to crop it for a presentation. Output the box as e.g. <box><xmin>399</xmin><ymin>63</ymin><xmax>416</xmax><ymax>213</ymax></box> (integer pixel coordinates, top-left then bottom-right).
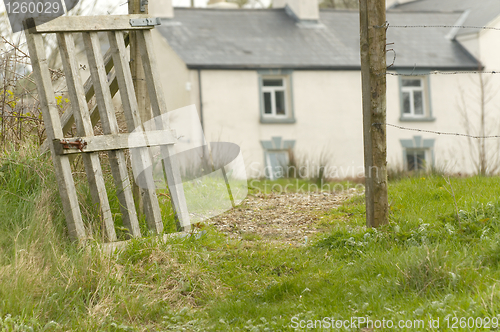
<box><xmin>374</xmin><ymin>23</ymin><xmax>500</xmax><ymax>31</ymax></box>
<box><xmin>373</xmin><ymin>123</ymin><xmax>500</xmax><ymax>139</ymax></box>
<box><xmin>384</xmin><ymin>70</ymin><xmax>499</xmax><ymax>76</ymax></box>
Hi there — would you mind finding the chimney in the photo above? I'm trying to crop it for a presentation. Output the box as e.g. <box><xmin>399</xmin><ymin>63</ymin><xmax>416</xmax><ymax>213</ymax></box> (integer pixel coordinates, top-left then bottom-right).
<box><xmin>149</xmin><ymin>0</ymin><xmax>174</xmax><ymax>18</ymax></box>
<box><xmin>274</xmin><ymin>0</ymin><xmax>319</xmax><ymax>22</ymax></box>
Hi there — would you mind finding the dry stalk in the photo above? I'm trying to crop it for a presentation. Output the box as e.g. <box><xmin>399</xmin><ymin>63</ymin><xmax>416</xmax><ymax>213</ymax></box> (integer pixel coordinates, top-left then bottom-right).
<box><xmin>443</xmin><ymin>176</ymin><xmax>461</xmax><ymax>227</ymax></box>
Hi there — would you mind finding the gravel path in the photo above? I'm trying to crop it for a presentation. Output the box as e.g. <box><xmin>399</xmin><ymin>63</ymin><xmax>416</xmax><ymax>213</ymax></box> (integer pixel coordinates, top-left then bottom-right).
<box><xmin>208</xmin><ymin>189</ymin><xmax>360</xmax><ymax>245</ymax></box>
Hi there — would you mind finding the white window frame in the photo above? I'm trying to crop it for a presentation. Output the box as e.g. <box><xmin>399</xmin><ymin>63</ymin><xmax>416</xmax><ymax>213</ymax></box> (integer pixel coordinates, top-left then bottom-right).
<box><xmin>261</xmin><ymin>77</ymin><xmax>288</xmax><ymax>118</ymax></box>
<box><xmin>401</xmin><ymin>77</ymin><xmax>426</xmax><ymax>118</ymax></box>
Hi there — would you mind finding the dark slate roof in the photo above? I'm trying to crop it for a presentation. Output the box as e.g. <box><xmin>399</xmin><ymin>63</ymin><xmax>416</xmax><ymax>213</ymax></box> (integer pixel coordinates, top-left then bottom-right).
<box><xmin>157</xmin><ymin>8</ymin><xmax>479</xmax><ymax>70</ymax></box>
<box><xmin>390</xmin><ymin>0</ymin><xmax>500</xmax><ymax>36</ymax></box>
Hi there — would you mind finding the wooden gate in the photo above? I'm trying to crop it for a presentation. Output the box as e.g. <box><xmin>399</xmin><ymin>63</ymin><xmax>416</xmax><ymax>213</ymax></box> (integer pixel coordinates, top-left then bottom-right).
<box><xmin>25</xmin><ymin>15</ymin><xmax>191</xmax><ymax>242</ymax></box>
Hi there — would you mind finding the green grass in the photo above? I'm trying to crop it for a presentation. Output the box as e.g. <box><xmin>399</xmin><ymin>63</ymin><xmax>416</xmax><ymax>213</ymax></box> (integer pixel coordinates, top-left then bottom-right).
<box><xmin>3</xmin><ymin>148</ymin><xmax>500</xmax><ymax>331</ymax></box>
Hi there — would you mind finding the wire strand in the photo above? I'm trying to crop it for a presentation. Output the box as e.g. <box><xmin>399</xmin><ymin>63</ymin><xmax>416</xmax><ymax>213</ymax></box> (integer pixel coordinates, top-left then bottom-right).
<box><xmin>374</xmin><ymin>24</ymin><xmax>500</xmax><ymax>31</ymax></box>
<box><xmin>374</xmin><ymin>123</ymin><xmax>500</xmax><ymax>139</ymax></box>
<box><xmin>385</xmin><ymin>71</ymin><xmax>499</xmax><ymax>76</ymax></box>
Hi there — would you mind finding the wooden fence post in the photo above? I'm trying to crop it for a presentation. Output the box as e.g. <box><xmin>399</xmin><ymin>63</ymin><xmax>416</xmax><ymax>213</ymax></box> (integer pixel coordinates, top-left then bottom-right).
<box><xmin>129</xmin><ymin>0</ymin><xmax>152</xmax><ymax>214</ymax></box>
<box><xmin>359</xmin><ymin>0</ymin><xmax>389</xmax><ymax>227</ymax></box>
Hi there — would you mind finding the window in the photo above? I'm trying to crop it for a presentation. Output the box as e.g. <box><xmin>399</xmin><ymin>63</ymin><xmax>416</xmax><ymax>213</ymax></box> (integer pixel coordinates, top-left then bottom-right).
<box><xmin>406</xmin><ymin>148</ymin><xmax>427</xmax><ymax>171</ymax></box>
<box><xmin>399</xmin><ymin>76</ymin><xmax>434</xmax><ymax>121</ymax></box>
<box><xmin>402</xmin><ymin>79</ymin><xmax>424</xmax><ymax>116</ymax></box>
<box><xmin>262</xmin><ymin>78</ymin><xmax>287</xmax><ymax>116</ymax></box>
<box><xmin>259</xmin><ymin>70</ymin><xmax>295</xmax><ymax>123</ymax></box>
<box><xmin>400</xmin><ymin>136</ymin><xmax>435</xmax><ymax>171</ymax></box>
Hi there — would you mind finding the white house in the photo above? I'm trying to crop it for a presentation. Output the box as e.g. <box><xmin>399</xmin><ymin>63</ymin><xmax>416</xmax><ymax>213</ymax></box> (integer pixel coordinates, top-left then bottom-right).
<box><xmin>149</xmin><ymin>0</ymin><xmax>500</xmax><ymax>178</ymax></box>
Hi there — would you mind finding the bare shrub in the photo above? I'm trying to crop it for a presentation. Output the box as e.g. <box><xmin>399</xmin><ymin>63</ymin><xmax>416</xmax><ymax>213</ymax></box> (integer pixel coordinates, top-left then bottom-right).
<box><xmin>458</xmin><ymin>71</ymin><xmax>500</xmax><ymax>176</ymax></box>
<box><xmin>0</xmin><ymin>37</ymin><xmax>47</xmax><ymax>151</ymax></box>
<box><xmin>285</xmin><ymin>147</ymin><xmax>334</xmax><ymax>184</ymax></box>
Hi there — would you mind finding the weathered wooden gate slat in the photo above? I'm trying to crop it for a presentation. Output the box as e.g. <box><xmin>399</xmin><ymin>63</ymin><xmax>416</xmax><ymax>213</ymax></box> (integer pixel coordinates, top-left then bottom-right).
<box><xmin>58</xmin><ymin>32</ymin><xmax>117</xmax><ymax>241</ymax></box>
<box><xmin>25</xmin><ymin>28</ymin><xmax>86</xmax><ymax>240</ymax></box>
<box><xmin>83</xmin><ymin>32</ymin><xmax>141</xmax><ymax>238</ymax></box>
<box><xmin>26</xmin><ymin>16</ymin><xmax>191</xmax><ymax>242</ymax></box>
<box><xmin>137</xmin><ymin>30</ymin><xmax>191</xmax><ymax>231</ymax></box>
<box><xmin>107</xmin><ymin>30</ymin><xmax>164</xmax><ymax>234</ymax></box>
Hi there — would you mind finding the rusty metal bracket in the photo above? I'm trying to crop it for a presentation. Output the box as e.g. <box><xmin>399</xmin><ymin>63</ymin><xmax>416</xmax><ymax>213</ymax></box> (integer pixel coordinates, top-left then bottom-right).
<box><xmin>60</xmin><ymin>138</ymin><xmax>87</xmax><ymax>152</ymax></box>
<box><xmin>129</xmin><ymin>17</ymin><xmax>160</xmax><ymax>27</ymax></box>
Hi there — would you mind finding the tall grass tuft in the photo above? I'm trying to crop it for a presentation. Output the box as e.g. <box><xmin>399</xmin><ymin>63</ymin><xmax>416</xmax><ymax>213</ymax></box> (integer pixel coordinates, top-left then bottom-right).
<box><xmin>0</xmin><ymin>144</ymin><xmax>215</xmax><ymax>331</ymax></box>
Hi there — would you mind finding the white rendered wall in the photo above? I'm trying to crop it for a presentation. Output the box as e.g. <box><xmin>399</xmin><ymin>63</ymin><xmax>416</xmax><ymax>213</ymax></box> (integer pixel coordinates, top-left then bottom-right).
<box><xmin>200</xmin><ymin>69</ymin><xmax>500</xmax><ymax>178</ymax></box>
<box><xmin>199</xmin><ymin>70</ymin><xmax>364</xmax><ymax>179</ymax></box>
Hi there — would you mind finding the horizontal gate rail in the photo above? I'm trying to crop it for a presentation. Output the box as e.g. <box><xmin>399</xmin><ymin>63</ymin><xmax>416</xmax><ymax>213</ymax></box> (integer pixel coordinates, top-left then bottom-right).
<box><xmin>26</xmin><ymin>15</ymin><xmax>160</xmax><ymax>33</ymax></box>
<box><xmin>53</xmin><ymin>130</ymin><xmax>177</xmax><ymax>155</ymax></box>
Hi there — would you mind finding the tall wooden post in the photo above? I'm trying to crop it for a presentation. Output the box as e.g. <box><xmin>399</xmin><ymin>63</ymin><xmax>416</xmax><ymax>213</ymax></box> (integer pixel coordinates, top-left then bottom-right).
<box><xmin>359</xmin><ymin>0</ymin><xmax>388</xmax><ymax>227</ymax></box>
<box><xmin>129</xmin><ymin>0</ymin><xmax>152</xmax><ymax>214</ymax></box>
<box><xmin>129</xmin><ymin>0</ymin><xmax>151</xmax><ymax>124</ymax></box>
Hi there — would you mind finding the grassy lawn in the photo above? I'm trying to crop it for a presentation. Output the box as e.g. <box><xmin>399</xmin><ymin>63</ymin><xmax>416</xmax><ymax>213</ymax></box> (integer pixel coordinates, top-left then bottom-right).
<box><xmin>2</xmin><ymin>148</ymin><xmax>500</xmax><ymax>331</ymax></box>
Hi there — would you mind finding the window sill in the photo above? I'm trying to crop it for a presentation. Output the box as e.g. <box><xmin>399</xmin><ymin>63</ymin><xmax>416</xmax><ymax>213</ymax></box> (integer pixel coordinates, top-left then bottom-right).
<box><xmin>260</xmin><ymin>117</ymin><xmax>296</xmax><ymax>124</ymax></box>
<box><xmin>399</xmin><ymin>117</ymin><xmax>435</xmax><ymax>122</ymax></box>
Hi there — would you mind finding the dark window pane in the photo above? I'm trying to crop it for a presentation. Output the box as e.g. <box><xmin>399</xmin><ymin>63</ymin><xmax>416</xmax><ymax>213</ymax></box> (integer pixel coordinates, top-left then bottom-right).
<box><xmin>414</xmin><ymin>91</ymin><xmax>423</xmax><ymax>115</ymax></box>
<box><xmin>403</xmin><ymin>92</ymin><xmax>411</xmax><ymax>114</ymax></box>
<box><xmin>275</xmin><ymin>91</ymin><xmax>286</xmax><ymax>115</ymax></box>
<box><xmin>407</xmin><ymin>153</ymin><xmax>416</xmax><ymax>171</ymax></box>
<box><xmin>263</xmin><ymin>79</ymin><xmax>283</xmax><ymax>87</ymax></box>
<box><xmin>402</xmin><ymin>79</ymin><xmax>421</xmax><ymax>87</ymax></box>
<box><xmin>407</xmin><ymin>149</ymin><xmax>426</xmax><ymax>171</ymax></box>
<box><xmin>416</xmin><ymin>151</ymin><xmax>426</xmax><ymax>170</ymax></box>
<box><xmin>264</xmin><ymin>92</ymin><xmax>272</xmax><ymax>114</ymax></box>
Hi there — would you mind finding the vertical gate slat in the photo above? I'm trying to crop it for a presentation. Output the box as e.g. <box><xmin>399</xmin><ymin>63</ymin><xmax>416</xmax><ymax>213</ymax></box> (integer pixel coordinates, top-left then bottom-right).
<box><xmin>107</xmin><ymin>30</ymin><xmax>164</xmax><ymax>234</ymax></box>
<box><xmin>25</xmin><ymin>29</ymin><xmax>86</xmax><ymax>241</ymax></box>
<box><xmin>57</xmin><ymin>32</ymin><xmax>117</xmax><ymax>241</ymax></box>
<box><xmin>83</xmin><ymin>32</ymin><xmax>141</xmax><ymax>238</ymax></box>
<box><xmin>137</xmin><ymin>30</ymin><xmax>191</xmax><ymax>232</ymax></box>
